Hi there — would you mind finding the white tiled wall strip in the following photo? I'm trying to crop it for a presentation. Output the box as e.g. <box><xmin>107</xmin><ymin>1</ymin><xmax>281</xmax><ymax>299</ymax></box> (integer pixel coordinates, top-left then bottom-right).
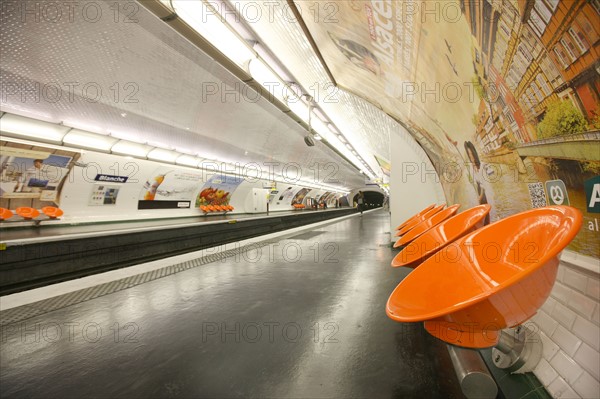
<box><xmin>532</xmin><ymin>250</ymin><xmax>600</xmax><ymax>398</ymax></box>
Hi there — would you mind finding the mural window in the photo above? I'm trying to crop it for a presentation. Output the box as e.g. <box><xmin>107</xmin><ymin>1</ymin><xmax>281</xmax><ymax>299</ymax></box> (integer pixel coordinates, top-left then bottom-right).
<box><xmin>529</xmin><ymin>10</ymin><xmax>546</xmax><ymax>37</ymax></box>
<box><xmin>526</xmin><ymin>88</ymin><xmax>538</xmax><ymax>105</ymax></box>
<box><xmin>531</xmin><ymin>82</ymin><xmax>544</xmax><ymax>101</ymax></box>
<box><xmin>511</xmin><ymin>56</ymin><xmax>525</xmax><ymax>77</ymax></box>
<box><xmin>591</xmin><ymin>0</ymin><xmax>600</xmax><ymax>16</ymax></box>
<box><xmin>534</xmin><ymin>0</ymin><xmax>552</xmax><ymax>23</ymax></box>
<box><xmin>559</xmin><ymin>37</ymin><xmax>578</xmax><ymax>61</ymax></box>
<box><xmin>518</xmin><ymin>43</ymin><xmax>533</xmax><ymax>63</ymax></box>
<box><xmin>527</xmin><ymin>95</ymin><xmax>539</xmax><ymax>113</ymax></box>
<box><xmin>542</xmin><ymin>0</ymin><xmax>559</xmax><ymax>11</ymax></box>
<box><xmin>536</xmin><ymin>74</ymin><xmax>552</xmax><ymax>97</ymax></box>
<box><xmin>503</xmin><ymin>110</ymin><xmax>514</xmax><ymax>124</ymax></box>
<box><xmin>498</xmin><ymin>83</ymin><xmax>508</xmax><ymax>98</ymax></box>
<box><xmin>485</xmin><ymin>117</ymin><xmax>494</xmax><ymax>132</ymax></box>
<box><xmin>575</xmin><ymin>14</ymin><xmax>599</xmax><ymax>45</ymax></box>
<box><xmin>499</xmin><ymin>21</ymin><xmax>511</xmax><ymax>38</ymax></box>
<box><xmin>553</xmin><ymin>44</ymin><xmax>571</xmax><ymax>68</ymax></box>
<box><xmin>496</xmin><ymin>95</ymin><xmax>506</xmax><ymax>108</ymax></box>
<box><xmin>568</xmin><ymin>26</ymin><xmax>589</xmax><ymax>54</ymax></box>
<box><xmin>502</xmin><ymin>2</ymin><xmax>516</xmax><ymax>23</ymax></box>
<box><xmin>539</xmin><ymin>54</ymin><xmax>563</xmax><ymax>87</ymax></box>
<box><xmin>507</xmin><ymin>68</ymin><xmax>518</xmax><ymax>83</ymax></box>
<box><xmin>500</xmin><ymin>15</ymin><xmax>513</xmax><ymax>32</ymax></box>
<box><xmin>506</xmin><ymin>76</ymin><xmax>516</xmax><ymax>90</ymax></box>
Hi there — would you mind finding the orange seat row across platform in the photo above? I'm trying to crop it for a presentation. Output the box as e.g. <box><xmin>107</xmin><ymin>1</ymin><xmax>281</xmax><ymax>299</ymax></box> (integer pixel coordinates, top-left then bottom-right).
<box><xmin>293</xmin><ymin>204</ymin><xmax>305</xmax><ymax>209</ymax></box>
<box><xmin>394</xmin><ymin>204</ymin><xmax>461</xmax><ymax>242</ymax></box>
<box><xmin>397</xmin><ymin>204</ymin><xmax>445</xmax><ymax>236</ymax></box>
<box><xmin>200</xmin><ymin>205</ymin><xmax>234</xmax><ymax>213</ymax></box>
<box><xmin>387</xmin><ymin>205</ymin><xmax>582</xmax><ymax>349</ymax></box>
<box><xmin>395</xmin><ymin>203</ymin><xmax>435</xmax><ymax>231</ymax></box>
<box><xmin>0</xmin><ymin>206</ymin><xmax>64</xmax><ymax>221</ymax></box>
<box><xmin>392</xmin><ymin>204</ymin><xmax>490</xmax><ymax>266</ymax></box>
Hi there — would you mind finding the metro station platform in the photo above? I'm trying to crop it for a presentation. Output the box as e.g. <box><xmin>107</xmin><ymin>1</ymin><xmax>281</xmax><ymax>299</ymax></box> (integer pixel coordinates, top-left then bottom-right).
<box><xmin>0</xmin><ymin>208</ymin><xmax>356</xmax><ymax>295</ymax></box>
<box><xmin>0</xmin><ymin>210</ymin><xmax>466</xmax><ymax>398</ymax></box>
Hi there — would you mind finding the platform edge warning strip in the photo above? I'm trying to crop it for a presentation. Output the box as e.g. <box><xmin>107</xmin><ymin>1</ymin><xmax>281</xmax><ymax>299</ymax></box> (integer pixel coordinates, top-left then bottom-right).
<box><xmin>0</xmin><ymin>241</ymin><xmax>272</xmax><ymax>326</ymax></box>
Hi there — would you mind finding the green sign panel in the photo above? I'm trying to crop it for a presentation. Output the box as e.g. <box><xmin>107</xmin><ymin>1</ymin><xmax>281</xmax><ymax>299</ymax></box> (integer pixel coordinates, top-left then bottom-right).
<box><xmin>584</xmin><ymin>176</ymin><xmax>600</xmax><ymax>214</ymax></box>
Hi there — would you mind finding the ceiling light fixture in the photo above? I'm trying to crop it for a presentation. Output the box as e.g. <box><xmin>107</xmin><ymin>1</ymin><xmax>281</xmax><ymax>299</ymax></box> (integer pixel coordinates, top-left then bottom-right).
<box><xmin>111</xmin><ymin>140</ymin><xmax>153</xmax><ymax>158</ymax></box>
<box><xmin>171</xmin><ymin>0</ymin><xmax>255</xmax><ymax>66</ymax></box>
<box><xmin>63</xmin><ymin>129</ymin><xmax>118</xmax><ymax>152</ymax></box>
<box><xmin>0</xmin><ymin>113</ymin><xmax>70</xmax><ymax>144</ymax></box>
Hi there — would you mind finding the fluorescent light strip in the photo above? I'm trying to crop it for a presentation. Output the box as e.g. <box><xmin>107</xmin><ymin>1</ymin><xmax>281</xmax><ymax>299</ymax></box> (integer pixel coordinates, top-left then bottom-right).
<box><xmin>248</xmin><ymin>58</ymin><xmax>288</xmax><ymax>103</ymax></box>
<box><xmin>111</xmin><ymin>140</ymin><xmax>153</xmax><ymax>158</ymax></box>
<box><xmin>176</xmin><ymin>154</ymin><xmax>202</xmax><ymax>167</ymax></box>
<box><xmin>147</xmin><ymin>148</ymin><xmax>181</xmax><ymax>163</ymax></box>
<box><xmin>63</xmin><ymin>129</ymin><xmax>118</xmax><ymax>152</ymax></box>
<box><xmin>286</xmin><ymin>96</ymin><xmax>309</xmax><ymax>122</ymax></box>
<box><xmin>1</xmin><ymin>111</ymin><xmax>352</xmax><ymax>194</ymax></box>
<box><xmin>0</xmin><ymin>113</ymin><xmax>70</xmax><ymax>144</ymax></box>
<box><xmin>172</xmin><ymin>0</ymin><xmax>255</xmax><ymax>66</ymax></box>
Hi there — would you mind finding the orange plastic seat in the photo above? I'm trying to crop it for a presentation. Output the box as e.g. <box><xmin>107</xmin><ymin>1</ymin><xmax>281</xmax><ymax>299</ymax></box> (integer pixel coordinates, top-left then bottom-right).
<box><xmin>392</xmin><ymin>205</ymin><xmax>491</xmax><ymax>263</ymax></box>
<box><xmin>395</xmin><ymin>204</ymin><xmax>435</xmax><ymax>231</ymax></box>
<box><xmin>15</xmin><ymin>207</ymin><xmax>40</xmax><ymax>220</ymax></box>
<box><xmin>386</xmin><ymin>206</ymin><xmax>582</xmax><ymax>349</ymax></box>
<box><xmin>41</xmin><ymin>206</ymin><xmax>64</xmax><ymax>219</ymax></box>
<box><xmin>0</xmin><ymin>208</ymin><xmax>14</xmax><ymax>221</ymax></box>
<box><xmin>395</xmin><ymin>204</ymin><xmax>460</xmax><ymax>242</ymax></box>
<box><xmin>397</xmin><ymin>204</ymin><xmax>445</xmax><ymax>236</ymax></box>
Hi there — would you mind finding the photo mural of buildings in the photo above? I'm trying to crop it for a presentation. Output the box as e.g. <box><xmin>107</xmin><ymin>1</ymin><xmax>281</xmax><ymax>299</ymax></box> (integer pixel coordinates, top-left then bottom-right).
<box><xmin>300</xmin><ymin>0</ymin><xmax>599</xmax><ymax>257</ymax></box>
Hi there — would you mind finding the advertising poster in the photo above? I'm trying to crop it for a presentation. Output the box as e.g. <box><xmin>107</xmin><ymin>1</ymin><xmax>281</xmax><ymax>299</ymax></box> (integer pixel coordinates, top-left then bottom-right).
<box><xmin>195</xmin><ymin>174</ymin><xmax>244</xmax><ymax>207</ymax></box>
<box><xmin>89</xmin><ymin>184</ymin><xmax>120</xmax><ymax>206</ymax></box>
<box><xmin>291</xmin><ymin>188</ymin><xmax>311</xmax><ymax>205</ymax></box>
<box><xmin>138</xmin><ymin>167</ymin><xmax>203</xmax><ymax>209</ymax></box>
<box><xmin>299</xmin><ymin>0</ymin><xmax>600</xmax><ymax>258</ymax></box>
<box><xmin>0</xmin><ymin>144</ymin><xmax>79</xmax><ymax>207</ymax></box>
<box><xmin>270</xmin><ymin>186</ymin><xmax>297</xmax><ymax>204</ymax></box>
<box><xmin>322</xmin><ymin>192</ymin><xmax>338</xmax><ymax>204</ymax></box>
<box><xmin>374</xmin><ymin>155</ymin><xmax>391</xmax><ymax>177</ymax></box>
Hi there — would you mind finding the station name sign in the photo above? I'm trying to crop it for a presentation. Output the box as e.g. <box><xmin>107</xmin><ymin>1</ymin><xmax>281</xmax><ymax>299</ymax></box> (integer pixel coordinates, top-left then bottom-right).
<box><xmin>94</xmin><ymin>174</ymin><xmax>128</xmax><ymax>183</ymax></box>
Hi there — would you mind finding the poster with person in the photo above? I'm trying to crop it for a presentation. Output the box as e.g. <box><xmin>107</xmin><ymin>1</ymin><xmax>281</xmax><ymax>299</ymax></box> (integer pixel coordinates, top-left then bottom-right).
<box><xmin>0</xmin><ymin>145</ymin><xmax>78</xmax><ymax>206</ymax></box>
<box><xmin>299</xmin><ymin>0</ymin><xmax>600</xmax><ymax>257</ymax></box>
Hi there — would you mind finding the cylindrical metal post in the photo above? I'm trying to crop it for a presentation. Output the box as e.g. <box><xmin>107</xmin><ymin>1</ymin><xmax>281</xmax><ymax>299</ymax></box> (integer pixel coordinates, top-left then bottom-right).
<box><xmin>495</xmin><ymin>329</ymin><xmax>517</xmax><ymax>355</ymax></box>
<box><xmin>447</xmin><ymin>345</ymin><xmax>498</xmax><ymax>399</ymax></box>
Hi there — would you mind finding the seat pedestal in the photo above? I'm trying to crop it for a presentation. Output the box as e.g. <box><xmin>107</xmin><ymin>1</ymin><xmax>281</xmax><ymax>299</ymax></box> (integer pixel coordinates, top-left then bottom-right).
<box><xmin>424</xmin><ymin>320</ymin><xmax>500</xmax><ymax>349</ymax></box>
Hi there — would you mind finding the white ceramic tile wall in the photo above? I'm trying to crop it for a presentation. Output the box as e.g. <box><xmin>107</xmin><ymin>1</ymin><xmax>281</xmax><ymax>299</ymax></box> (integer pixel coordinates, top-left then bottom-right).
<box><xmin>531</xmin><ymin>259</ymin><xmax>600</xmax><ymax>399</ymax></box>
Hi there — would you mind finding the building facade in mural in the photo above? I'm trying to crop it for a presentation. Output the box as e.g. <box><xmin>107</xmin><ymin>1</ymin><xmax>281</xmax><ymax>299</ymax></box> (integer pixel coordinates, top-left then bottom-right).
<box><xmin>299</xmin><ymin>0</ymin><xmax>599</xmax><ymax>257</ymax></box>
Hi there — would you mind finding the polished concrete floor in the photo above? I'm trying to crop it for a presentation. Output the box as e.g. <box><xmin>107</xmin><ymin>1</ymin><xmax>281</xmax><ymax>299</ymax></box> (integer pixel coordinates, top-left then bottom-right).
<box><xmin>0</xmin><ymin>210</ymin><xmax>465</xmax><ymax>398</ymax></box>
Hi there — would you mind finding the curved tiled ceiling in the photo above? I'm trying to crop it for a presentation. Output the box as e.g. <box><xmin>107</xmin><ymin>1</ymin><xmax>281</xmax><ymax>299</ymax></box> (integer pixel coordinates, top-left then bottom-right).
<box><xmin>240</xmin><ymin>0</ymin><xmax>399</xmax><ymax>176</ymax></box>
<box><xmin>0</xmin><ymin>0</ymin><xmax>366</xmax><ymax>189</ymax></box>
